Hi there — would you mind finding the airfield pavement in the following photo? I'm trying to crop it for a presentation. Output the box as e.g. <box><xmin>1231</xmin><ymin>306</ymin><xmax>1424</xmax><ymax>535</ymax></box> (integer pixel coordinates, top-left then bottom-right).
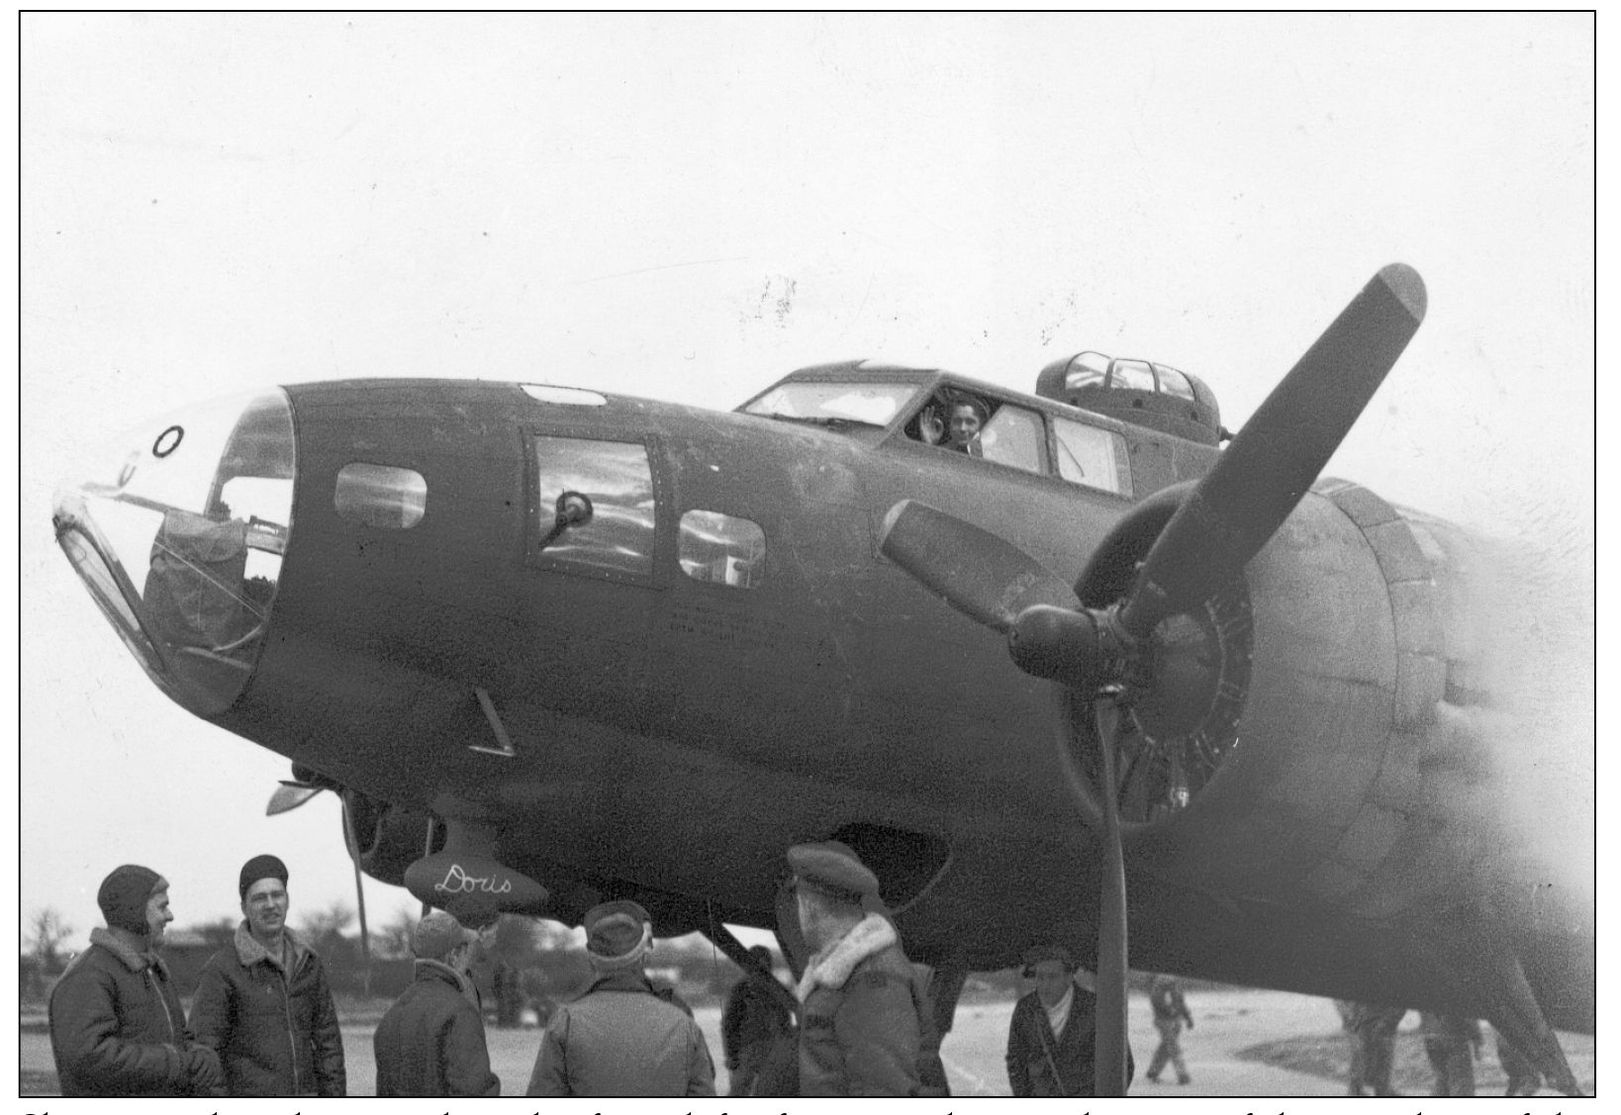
<box><xmin>19</xmin><ymin>985</ymin><xmax>1594</xmax><ymax>1098</ymax></box>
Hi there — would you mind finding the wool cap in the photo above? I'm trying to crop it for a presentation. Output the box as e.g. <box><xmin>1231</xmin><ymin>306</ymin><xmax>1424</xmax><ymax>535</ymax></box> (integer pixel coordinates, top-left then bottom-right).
<box><xmin>412</xmin><ymin>910</ymin><xmax>475</xmax><ymax>961</ymax></box>
<box><xmin>583</xmin><ymin>900</ymin><xmax>652</xmax><ymax>969</ymax></box>
<box><xmin>238</xmin><ymin>853</ymin><xmax>289</xmax><ymax>900</ymax></box>
<box><xmin>786</xmin><ymin>840</ymin><xmax>879</xmax><ymax>903</ymax></box>
<box><xmin>1022</xmin><ymin>945</ymin><xmax>1077</xmax><ymax>975</ymax></box>
<box><xmin>97</xmin><ymin>864</ymin><xmax>167</xmax><ymax>937</ymax></box>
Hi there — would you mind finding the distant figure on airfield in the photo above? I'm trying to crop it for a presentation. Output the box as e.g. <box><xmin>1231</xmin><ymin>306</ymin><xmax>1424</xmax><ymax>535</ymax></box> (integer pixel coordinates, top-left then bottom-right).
<box><xmin>1146</xmin><ymin>973</ymin><xmax>1195</xmax><ymax>1085</ymax></box>
<box><xmin>720</xmin><ymin>944</ymin><xmax>794</xmax><ymax>1096</ymax></box>
<box><xmin>526</xmin><ymin>899</ymin><xmax>715</xmax><ymax>1096</ymax></box>
<box><xmin>48</xmin><ymin>865</ymin><xmax>225</xmax><ymax>1097</ymax></box>
<box><xmin>373</xmin><ymin>910</ymin><xmax>500</xmax><ymax>1096</ymax></box>
<box><xmin>1350</xmin><ymin>1002</ymin><xmax>1407</xmax><ymax>1097</ymax></box>
<box><xmin>189</xmin><ymin>854</ymin><xmax>346</xmax><ymax>1096</ymax></box>
<box><xmin>1334</xmin><ymin>1000</ymin><xmax>1367</xmax><ymax>1095</ymax></box>
<box><xmin>1495</xmin><ymin>1027</ymin><xmax>1543</xmax><ymax>1096</ymax></box>
<box><xmin>1420</xmin><ymin>1011</ymin><xmax>1482</xmax><ymax>1096</ymax></box>
<box><xmin>1005</xmin><ymin>944</ymin><xmax>1130</xmax><ymax>1096</ymax></box>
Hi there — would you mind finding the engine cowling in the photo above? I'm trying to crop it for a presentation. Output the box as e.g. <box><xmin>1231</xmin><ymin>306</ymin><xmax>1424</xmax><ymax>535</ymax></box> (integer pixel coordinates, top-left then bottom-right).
<box><xmin>344</xmin><ymin>790</ymin><xmax>442</xmax><ymax>888</ymax></box>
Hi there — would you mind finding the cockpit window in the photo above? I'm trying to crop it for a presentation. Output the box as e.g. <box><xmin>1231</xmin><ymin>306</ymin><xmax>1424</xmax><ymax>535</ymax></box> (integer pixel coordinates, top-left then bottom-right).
<box><xmin>1108</xmin><ymin>359</ymin><xmax>1157</xmax><ymax>392</ymax></box>
<box><xmin>980</xmin><ymin>404</ymin><xmax>1045</xmax><ymax>473</ymax></box>
<box><xmin>741</xmin><ymin>381</ymin><xmax>921</xmax><ymax>429</ymax></box>
<box><xmin>1052</xmin><ymin>415</ymin><xmax>1132</xmax><ymax>497</ymax></box>
<box><xmin>908</xmin><ymin>390</ymin><xmax>1045</xmax><ymax>474</ymax></box>
<box><xmin>51</xmin><ymin>389</ymin><xmax>295</xmax><ymax>715</ymax></box>
<box><xmin>1155</xmin><ymin>364</ymin><xmax>1195</xmax><ymax>400</ymax></box>
<box><xmin>679</xmin><ymin>510</ymin><xmax>765</xmax><ymax>588</ymax></box>
<box><xmin>1063</xmin><ymin>351</ymin><xmax>1111</xmax><ymax>391</ymax></box>
<box><xmin>910</xmin><ymin>390</ymin><xmax>988</xmax><ymax>454</ymax></box>
<box><xmin>529</xmin><ymin>436</ymin><xmax>655</xmax><ymax>582</ymax></box>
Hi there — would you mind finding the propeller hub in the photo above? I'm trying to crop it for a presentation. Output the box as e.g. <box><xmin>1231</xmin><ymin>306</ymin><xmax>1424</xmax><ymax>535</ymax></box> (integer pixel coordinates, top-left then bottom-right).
<box><xmin>1008</xmin><ymin>605</ymin><xmax>1104</xmax><ymax>686</ymax></box>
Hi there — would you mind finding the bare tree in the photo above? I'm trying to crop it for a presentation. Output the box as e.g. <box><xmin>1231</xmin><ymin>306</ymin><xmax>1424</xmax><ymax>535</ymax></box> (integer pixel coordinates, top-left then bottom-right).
<box><xmin>378</xmin><ymin>907</ymin><xmax>418</xmax><ymax>961</ymax></box>
<box><xmin>26</xmin><ymin>908</ymin><xmax>73</xmax><ymax>974</ymax></box>
<box><xmin>197</xmin><ymin>915</ymin><xmax>237</xmax><ymax>953</ymax></box>
<box><xmin>297</xmin><ymin>900</ymin><xmax>356</xmax><ymax>949</ymax></box>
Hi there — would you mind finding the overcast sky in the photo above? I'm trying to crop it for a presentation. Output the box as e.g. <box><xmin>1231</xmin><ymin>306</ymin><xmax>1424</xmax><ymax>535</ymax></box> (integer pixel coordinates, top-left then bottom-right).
<box><xmin>17</xmin><ymin>13</ymin><xmax>1595</xmax><ymax>955</ymax></box>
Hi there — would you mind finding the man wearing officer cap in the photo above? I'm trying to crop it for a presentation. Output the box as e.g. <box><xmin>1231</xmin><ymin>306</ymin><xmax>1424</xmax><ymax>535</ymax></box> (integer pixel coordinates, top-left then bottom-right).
<box><xmin>190</xmin><ymin>853</ymin><xmax>346</xmax><ymax>1096</ymax></box>
<box><xmin>49</xmin><ymin>864</ymin><xmax>225</xmax><ymax>1096</ymax></box>
<box><xmin>788</xmin><ymin>840</ymin><xmax>935</xmax><ymax>1096</ymax></box>
<box><xmin>374</xmin><ymin>909</ymin><xmax>500</xmax><ymax>1096</ymax></box>
<box><xmin>526</xmin><ymin>899</ymin><xmax>716</xmax><ymax>1096</ymax></box>
<box><xmin>1005</xmin><ymin>943</ymin><xmax>1132</xmax><ymax>1096</ymax></box>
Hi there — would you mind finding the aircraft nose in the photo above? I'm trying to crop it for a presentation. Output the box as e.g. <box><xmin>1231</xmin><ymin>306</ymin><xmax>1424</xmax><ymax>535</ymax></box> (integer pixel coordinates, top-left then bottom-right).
<box><xmin>51</xmin><ymin>389</ymin><xmax>296</xmax><ymax>716</ymax></box>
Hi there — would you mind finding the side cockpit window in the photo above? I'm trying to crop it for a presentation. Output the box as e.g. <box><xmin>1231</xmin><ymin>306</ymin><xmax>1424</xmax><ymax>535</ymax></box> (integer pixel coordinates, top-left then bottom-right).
<box><xmin>335</xmin><ymin>463</ymin><xmax>427</xmax><ymax>529</ymax></box>
<box><xmin>1052</xmin><ymin>416</ymin><xmax>1132</xmax><ymax>497</ymax></box>
<box><xmin>529</xmin><ymin>436</ymin><xmax>655</xmax><ymax>582</ymax></box>
<box><xmin>679</xmin><ymin>510</ymin><xmax>765</xmax><ymax>588</ymax></box>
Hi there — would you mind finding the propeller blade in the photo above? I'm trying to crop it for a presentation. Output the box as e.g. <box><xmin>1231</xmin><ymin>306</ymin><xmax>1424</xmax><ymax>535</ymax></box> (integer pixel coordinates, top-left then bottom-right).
<box><xmin>340</xmin><ymin>798</ymin><xmax>373</xmax><ymax>997</ymax></box>
<box><xmin>1090</xmin><ymin>699</ymin><xmax>1131</xmax><ymax>1096</ymax></box>
<box><xmin>1119</xmin><ymin>264</ymin><xmax>1426</xmax><ymax>638</ymax></box>
<box><xmin>1050</xmin><ymin>690</ymin><xmax>1131</xmax><ymax>1095</ymax></box>
<box><xmin>266</xmin><ymin>782</ymin><xmax>323</xmax><ymax>816</ymax></box>
<box><xmin>879</xmin><ymin>499</ymin><xmax>1079</xmax><ymax>631</ymax></box>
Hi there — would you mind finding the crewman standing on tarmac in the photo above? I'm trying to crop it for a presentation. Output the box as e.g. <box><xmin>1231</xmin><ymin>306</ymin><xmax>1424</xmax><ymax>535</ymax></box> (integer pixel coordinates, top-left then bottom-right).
<box><xmin>1420</xmin><ymin>1011</ymin><xmax>1482</xmax><ymax>1096</ymax></box>
<box><xmin>1495</xmin><ymin>1027</ymin><xmax>1543</xmax><ymax>1096</ymax></box>
<box><xmin>788</xmin><ymin>840</ymin><xmax>931</xmax><ymax>1096</ymax></box>
<box><xmin>1005</xmin><ymin>945</ymin><xmax>1130</xmax><ymax>1096</ymax></box>
<box><xmin>526</xmin><ymin>899</ymin><xmax>715</xmax><ymax>1097</ymax></box>
<box><xmin>1146</xmin><ymin>974</ymin><xmax>1195</xmax><ymax>1085</ymax></box>
<box><xmin>1352</xmin><ymin>1002</ymin><xmax>1407</xmax><ymax>1097</ymax></box>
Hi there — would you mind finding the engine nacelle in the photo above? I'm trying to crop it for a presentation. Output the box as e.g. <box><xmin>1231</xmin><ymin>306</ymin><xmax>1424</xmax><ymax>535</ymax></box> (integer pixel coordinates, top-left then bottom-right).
<box><xmin>1104</xmin><ymin>479</ymin><xmax>1591</xmax><ymax>1032</ymax></box>
<box><xmin>344</xmin><ymin>790</ymin><xmax>442</xmax><ymax>888</ymax></box>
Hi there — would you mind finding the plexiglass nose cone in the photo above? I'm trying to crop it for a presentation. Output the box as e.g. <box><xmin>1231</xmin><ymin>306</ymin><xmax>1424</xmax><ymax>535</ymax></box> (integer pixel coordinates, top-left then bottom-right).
<box><xmin>52</xmin><ymin>389</ymin><xmax>295</xmax><ymax>715</ymax></box>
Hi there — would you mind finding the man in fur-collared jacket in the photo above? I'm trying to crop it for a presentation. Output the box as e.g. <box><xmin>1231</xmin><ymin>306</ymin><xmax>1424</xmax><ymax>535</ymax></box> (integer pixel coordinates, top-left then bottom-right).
<box><xmin>788</xmin><ymin>840</ymin><xmax>937</xmax><ymax>1097</ymax></box>
<box><xmin>49</xmin><ymin>864</ymin><xmax>225</xmax><ymax>1097</ymax></box>
<box><xmin>189</xmin><ymin>854</ymin><xmax>346</xmax><ymax>1096</ymax></box>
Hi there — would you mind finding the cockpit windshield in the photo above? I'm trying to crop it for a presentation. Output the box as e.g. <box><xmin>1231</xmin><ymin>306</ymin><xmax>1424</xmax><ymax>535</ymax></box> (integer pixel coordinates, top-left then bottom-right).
<box><xmin>740</xmin><ymin>381</ymin><xmax>922</xmax><ymax>430</ymax></box>
<box><xmin>53</xmin><ymin>389</ymin><xmax>295</xmax><ymax>715</ymax></box>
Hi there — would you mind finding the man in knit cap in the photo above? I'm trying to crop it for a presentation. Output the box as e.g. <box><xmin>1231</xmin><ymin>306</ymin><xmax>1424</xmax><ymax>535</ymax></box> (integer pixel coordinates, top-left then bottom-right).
<box><xmin>788</xmin><ymin>840</ymin><xmax>934</xmax><ymax>1096</ymax></box>
<box><xmin>374</xmin><ymin>910</ymin><xmax>500</xmax><ymax>1096</ymax></box>
<box><xmin>48</xmin><ymin>864</ymin><xmax>225</xmax><ymax>1096</ymax></box>
<box><xmin>526</xmin><ymin>899</ymin><xmax>716</xmax><ymax>1096</ymax></box>
<box><xmin>189</xmin><ymin>853</ymin><xmax>346</xmax><ymax>1096</ymax></box>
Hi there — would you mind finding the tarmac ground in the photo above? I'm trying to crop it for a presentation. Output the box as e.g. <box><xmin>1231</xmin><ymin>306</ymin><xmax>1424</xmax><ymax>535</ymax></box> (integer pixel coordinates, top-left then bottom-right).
<box><xmin>19</xmin><ymin>985</ymin><xmax>1594</xmax><ymax>1098</ymax></box>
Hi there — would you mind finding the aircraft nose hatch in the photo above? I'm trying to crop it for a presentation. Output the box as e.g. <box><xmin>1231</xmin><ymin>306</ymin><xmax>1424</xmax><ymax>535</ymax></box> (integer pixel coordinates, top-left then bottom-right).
<box><xmin>52</xmin><ymin>389</ymin><xmax>296</xmax><ymax>716</ymax></box>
